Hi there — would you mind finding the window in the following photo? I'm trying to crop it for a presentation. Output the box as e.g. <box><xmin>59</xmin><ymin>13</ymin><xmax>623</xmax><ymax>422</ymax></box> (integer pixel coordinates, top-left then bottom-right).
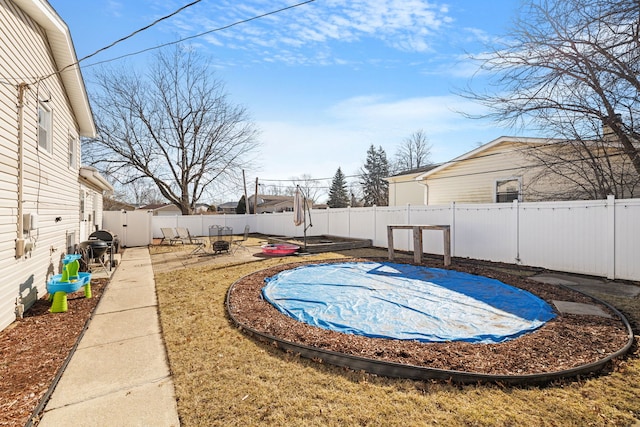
<box><xmin>66</xmin><ymin>232</ymin><xmax>76</xmax><ymax>254</ymax></box>
<box><xmin>496</xmin><ymin>178</ymin><xmax>521</xmax><ymax>203</ymax></box>
<box><xmin>68</xmin><ymin>136</ymin><xmax>77</xmax><ymax>168</ymax></box>
<box><xmin>38</xmin><ymin>102</ymin><xmax>52</xmax><ymax>152</ymax></box>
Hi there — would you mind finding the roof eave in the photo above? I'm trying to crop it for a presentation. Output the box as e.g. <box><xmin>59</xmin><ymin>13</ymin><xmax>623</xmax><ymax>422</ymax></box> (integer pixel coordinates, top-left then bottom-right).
<box><xmin>79</xmin><ymin>166</ymin><xmax>114</xmax><ymax>194</ymax></box>
<box><xmin>414</xmin><ymin>136</ymin><xmax>558</xmax><ymax>181</ymax></box>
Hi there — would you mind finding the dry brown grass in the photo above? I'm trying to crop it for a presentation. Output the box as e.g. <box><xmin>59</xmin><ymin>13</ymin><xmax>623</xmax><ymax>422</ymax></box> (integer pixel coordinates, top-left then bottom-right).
<box><xmin>153</xmin><ymin>248</ymin><xmax>640</xmax><ymax>427</ymax></box>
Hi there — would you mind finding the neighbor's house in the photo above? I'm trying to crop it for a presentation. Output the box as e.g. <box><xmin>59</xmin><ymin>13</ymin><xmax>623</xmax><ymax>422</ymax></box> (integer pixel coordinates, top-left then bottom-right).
<box><xmin>139</xmin><ymin>203</ymin><xmax>182</xmax><ymax>216</ymax></box>
<box><xmin>139</xmin><ymin>202</ymin><xmax>210</xmax><ymax>215</ymax></box>
<box><xmin>217</xmin><ymin>201</ymin><xmax>238</xmax><ymax>214</ymax></box>
<box><xmin>249</xmin><ymin>195</ymin><xmax>294</xmax><ymax>213</ymax></box>
<box><xmin>413</xmin><ymin>136</ymin><xmax>546</xmax><ymax>205</ymax></box>
<box><xmin>386</xmin><ymin>165</ymin><xmax>437</xmax><ymax>206</ymax></box>
<box><xmin>260</xmin><ymin>195</ymin><xmax>292</xmax><ymax>213</ymax></box>
<box><xmin>0</xmin><ymin>0</ymin><xmax>101</xmax><ymax>331</ymax></box>
<box><xmin>194</xmin><ymin>203</ymin><xmax>210</xmax><ymax>214</ymax></box>
<box><xmin>248</xmin><ymin>194</ymin><xmax>314</xmax><ymax>214</ymax></box>
<box><xmin>388</xmin><ymin>136</ymin><xmax>639</xmax><ymax>206</ymax></box>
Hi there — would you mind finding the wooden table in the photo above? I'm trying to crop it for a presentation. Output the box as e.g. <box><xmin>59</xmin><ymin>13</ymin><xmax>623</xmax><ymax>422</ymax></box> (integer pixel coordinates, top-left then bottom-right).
<box><xmin>387</xmin><ymin>224</ymin><xmax>451</xmax><ymax>266</ymax></box>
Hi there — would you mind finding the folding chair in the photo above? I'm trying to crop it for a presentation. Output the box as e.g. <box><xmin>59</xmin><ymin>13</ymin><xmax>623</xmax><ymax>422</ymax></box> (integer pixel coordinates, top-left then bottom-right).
<box><xmin>231</xmin><ymin>225</ymin><xmax>250</xmax><ymax>254</ymax></box>
<box><xmin>176</xmin><ymin>227</ymin><xmax>206</xmax><ymax>255</ymax></box>
<box><xmin>160</xmin><ymin>228</ymin><xmax>181</xmax><ymax>245</ymax></box>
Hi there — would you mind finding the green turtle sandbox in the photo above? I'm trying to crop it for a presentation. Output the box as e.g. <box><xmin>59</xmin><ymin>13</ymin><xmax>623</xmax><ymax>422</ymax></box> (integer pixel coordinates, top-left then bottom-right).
<box><xmin>47</xmin><ymin>254</ymin><xmax>92</xmax><ymax>313</ymax></box>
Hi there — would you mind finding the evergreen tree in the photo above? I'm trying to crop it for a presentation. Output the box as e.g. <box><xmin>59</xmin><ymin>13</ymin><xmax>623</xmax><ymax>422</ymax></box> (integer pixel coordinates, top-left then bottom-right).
<box><xmin>236</xmin><ymin>195</ymin><xmax>247</xmax><ymax>214</ymax></box>
<box><xmin>327</xmin><ymin>167</ymin><xmax>350</xmax><ymax>208</ymax></box>
<box><xmin>360</xmin><ymin>145</ymin><xmax>389</xmax><ymax>206</ymax></box>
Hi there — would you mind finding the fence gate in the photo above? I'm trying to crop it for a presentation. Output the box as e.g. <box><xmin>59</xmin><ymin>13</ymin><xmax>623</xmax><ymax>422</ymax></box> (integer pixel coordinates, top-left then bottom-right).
<box><xmin>103</xmin><ymin>210</ymin><xmax>152</xmax><ymax>247</ymax></box>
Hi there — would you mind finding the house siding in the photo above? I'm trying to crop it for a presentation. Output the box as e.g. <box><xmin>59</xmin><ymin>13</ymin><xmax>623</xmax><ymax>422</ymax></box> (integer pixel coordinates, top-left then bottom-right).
<box><xmin>79</xmin><ymin>184</ymin><xmax>105</xmax><ymax>241</ymax></box>
<box><xmin>0</xmin><ymin>0</ymin><xmax>83</xmax><ymax>330</ymax></box>
<box><xmin>416</xmin><ymin>136</ymin><xmax>639</xmax><ymax>205</ymax></box>
<box><xmin>387</xmin><ymin>172</ymin><xmax>425</xmax><ymax>206</ymax></box>
<box><xmin>425</xmin><ymin>142</ymin><xmax>526</xmax><ymax>205</ymax></box>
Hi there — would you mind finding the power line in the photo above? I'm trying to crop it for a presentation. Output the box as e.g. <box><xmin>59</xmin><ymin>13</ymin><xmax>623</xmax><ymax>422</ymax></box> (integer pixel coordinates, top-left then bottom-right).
<box><xmin>37</xmin><ymin>0</ymin><xmax>203</xmax><ymax>83</ymax></box>
<box><xmin>256</xmin><ymin>145</ymin><xmax>630</xmax><ymax>187</ymax></box>
<box><xmin>80</xmin><ymin>0</ymin><xmax>317</xmax><ymax>69</ymax></box>
<box><xmin>257</xmin><ymin>139</ymin><xmax>573</xmax><ymax>184</ymax></box>
<box><xmin>76</xmin><ymin>0</ymin><xmax>204</xmax><ymax>65</ymax></box>
<box><xmin>32</xmin><ymin>0</ymin><xmax>316</xmax><ymax>84</ymax></box>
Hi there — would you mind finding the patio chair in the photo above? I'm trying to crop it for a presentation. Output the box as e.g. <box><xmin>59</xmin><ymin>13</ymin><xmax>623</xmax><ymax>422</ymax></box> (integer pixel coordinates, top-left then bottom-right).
<box><xmin>160</xmin><ymin>228</ymin><xmax>181</xmax><ymax>245</ymax></box>
<box><xmin>231</xmin><ymin>225</ymin><xmax>250</xmax><ymax>254</ymax></box>
<box><xmin>176</xmin><ymin>227</ymin><xmax>207</xmax><ymax>254</ymax></box>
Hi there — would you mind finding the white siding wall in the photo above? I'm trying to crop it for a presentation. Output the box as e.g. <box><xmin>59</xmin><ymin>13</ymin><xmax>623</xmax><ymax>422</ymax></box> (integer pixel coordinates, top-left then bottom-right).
<box><xmin>0</xmin><ymin>0</ymin><xmax>82</xmax><ymax>331</ymax></box>
<box><xmin>425</xmin><ymin>142</ymin><xmax>531</xmax><ymax>205</ymax></box>
<box><xmin>421</xmin><ymin>140</ymin><xmax>625</xmax><ymax>205</ymax></box>
<box><xmin>387</xmin><ymin>173</ymin><xmax>425</xmax><ymax>206</ymax></box>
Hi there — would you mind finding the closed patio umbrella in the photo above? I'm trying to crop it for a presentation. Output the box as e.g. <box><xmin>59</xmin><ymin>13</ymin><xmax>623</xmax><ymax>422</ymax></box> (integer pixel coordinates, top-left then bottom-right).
<box><xmin>293</xmin><ymin>186</ymin><xmax>304</xmax><ymax>226</ymax></box>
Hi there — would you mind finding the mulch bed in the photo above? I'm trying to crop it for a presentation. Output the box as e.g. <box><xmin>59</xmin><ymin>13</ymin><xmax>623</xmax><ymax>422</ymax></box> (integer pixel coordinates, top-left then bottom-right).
<box><xmin>227</xmin><ymin>259</ymin><xmax>631</xmax><ymax>378</ymax></box>
<box><xmin>0</xmin><ymin>278</ymin><xmax>107</xmax><ymax>427</ymax></box>
<box><xmin>0</xmin><ymin>257</ymin><xmax>633</xmax><ymax>426</ymax></box>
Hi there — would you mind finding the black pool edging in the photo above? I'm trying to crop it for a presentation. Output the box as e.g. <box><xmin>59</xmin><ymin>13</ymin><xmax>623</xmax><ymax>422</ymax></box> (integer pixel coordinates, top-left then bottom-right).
<box><xmin>225</xmin><ymin>270</ymin><xmax>635</xmax><ymax>386</ymax></box>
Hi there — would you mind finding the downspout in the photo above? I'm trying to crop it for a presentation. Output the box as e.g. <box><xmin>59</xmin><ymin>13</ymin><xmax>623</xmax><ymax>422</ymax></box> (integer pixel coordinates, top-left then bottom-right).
<box><xmin>16</xmin><ymin>83</ymin><xmax>28</xmax><ymax>256</ymax></box>
<box><xmin>417</xmin><ymin>178</ymin><xmax>429</xmax><ymax>205</ymax></box>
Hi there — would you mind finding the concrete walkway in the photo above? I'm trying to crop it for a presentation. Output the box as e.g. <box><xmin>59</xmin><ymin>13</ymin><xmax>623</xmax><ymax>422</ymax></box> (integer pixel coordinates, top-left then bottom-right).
<box><xmin>531</xmin><ymin>272</ymin><xmax>640</xmax><ymax>298</ymax></box>
<box><xmin>38</xmin><ymin>247</ymin><xmax>180</xmax><ymax>427</ymax></box>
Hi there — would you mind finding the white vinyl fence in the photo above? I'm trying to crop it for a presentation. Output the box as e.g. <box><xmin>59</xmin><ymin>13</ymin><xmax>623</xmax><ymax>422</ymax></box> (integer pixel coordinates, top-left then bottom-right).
<box><xmin>104</xmin><ymin>196</ymin><xmax>640</xmax><ymax>281</ymax></box>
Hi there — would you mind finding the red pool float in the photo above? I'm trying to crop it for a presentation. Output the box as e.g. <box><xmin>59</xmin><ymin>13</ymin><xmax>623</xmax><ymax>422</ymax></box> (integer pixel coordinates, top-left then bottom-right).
<box><xmin>261</xmin><ymin>243</ymin><xmax>300</xmax><ymax>256</ymax></box>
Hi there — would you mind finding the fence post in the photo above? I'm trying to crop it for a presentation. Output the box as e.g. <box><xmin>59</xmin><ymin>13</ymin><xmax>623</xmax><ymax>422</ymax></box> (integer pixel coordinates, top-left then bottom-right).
<box><xmin>513</xmin><ymin>199</ymin><xmax>520</xmax><ymax>263</ymax></box>
<box><xmin>326</xmin><ymin>207</ymin><xmax>330</xmax><ymax>236</ymax></box>
<box><xmin>121</xmin><ymin>210</ymin><xmax>128</xmax><ymax>247</ymax></box>
<box><xmin>373</xmin><ymin>205</ymin><xmax>377</xmax><ymax>243</ymax></box>
<box><xmin>450</xmin><ymin>202</ymin><xmax>455</xmax><ymax>257</ymax></box>
<box><xmin>607</xmin><ymin>195</ymin><xmax>616</xmax><ymax>279</ymax></box>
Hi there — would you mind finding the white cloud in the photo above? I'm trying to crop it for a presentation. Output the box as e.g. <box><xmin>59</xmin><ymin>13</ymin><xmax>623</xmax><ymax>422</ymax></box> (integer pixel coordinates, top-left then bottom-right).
<box><xmin>168</xmin><ymin>0</ymin><xmax>456</xmax><ymax>62</ymax></box>
<box><xmin>328</xmin><ymin>94</ymin><xmax>488</xmax><ymax>132</ymax></box>
<box><xmin>250</xmin><ymin>94</ymin><xmax>498</xmax><ymax>182</ymax></box>
<box><xmin>106</xmin><ymin>1</ymin><xmax>124</xmax><ymax>18</ymax></box>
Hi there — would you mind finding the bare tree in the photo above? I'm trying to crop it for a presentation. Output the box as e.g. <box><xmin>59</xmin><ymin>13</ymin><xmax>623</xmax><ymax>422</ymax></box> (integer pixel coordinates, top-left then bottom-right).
<box><xmin>289</xmin><ymin>174</ymin><xmax>324</xmax><ymax>203</ymax></box>
<box><xmin>393</xmin><ymin>129</ymin><xmax>433</xmax><ymax>173</ymax></box>
<box><xmin>127</xmin><ymin>178</ymin><xmax>164</xmax><ymax>206</ymax></box>
<box><xmin>463</xmin><ymin>0</ymin><xmax>640</xmax><ymax>199</ymax></box>
<box><xmin>83</xmin><ymin>45</ymin><xmax>260</xmax><ymax>214</ymax></box>
<box><xmin>259</xmin><ymin>184</ymin><xmax>285</xmax><ymax>196</ymax></box>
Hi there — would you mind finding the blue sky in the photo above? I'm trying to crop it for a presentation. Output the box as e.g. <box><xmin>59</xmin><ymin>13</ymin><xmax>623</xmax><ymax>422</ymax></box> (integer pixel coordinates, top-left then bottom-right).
<box><xmin>49</xmin><ymin>0</ymin><xmax>523</xmax><ymax>201</ymax></box>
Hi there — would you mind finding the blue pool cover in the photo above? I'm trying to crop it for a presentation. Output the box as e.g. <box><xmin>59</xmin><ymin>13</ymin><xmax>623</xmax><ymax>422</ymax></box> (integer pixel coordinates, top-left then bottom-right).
<box><xmin>262</xmin><ymin>262</ymin><xmax>556</xmax><ymax>344</ymax></box>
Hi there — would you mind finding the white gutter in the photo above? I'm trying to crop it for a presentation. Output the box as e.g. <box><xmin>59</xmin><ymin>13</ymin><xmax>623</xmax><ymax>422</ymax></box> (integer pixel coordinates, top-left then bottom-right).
<box><xmin>417</xmin><ymin>180</ymin><xmax>429</xmax><ymax>205</ymax></box>
<box><xmin>79</xmin><ymin>166</ymin><xmax>114</xmax><ymax>194</ymax></box>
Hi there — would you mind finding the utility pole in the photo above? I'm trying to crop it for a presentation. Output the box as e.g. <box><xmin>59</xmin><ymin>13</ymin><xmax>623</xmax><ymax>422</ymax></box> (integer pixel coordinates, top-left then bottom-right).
<box><xmin>242</xmin><ymin>170</ymin><xmax>250</xmax><ymax>214</ymax></box>
<box><xmin>254</xmin><ymin>177</ymin><xmax>259</xmax><ymax>214</ymax></box>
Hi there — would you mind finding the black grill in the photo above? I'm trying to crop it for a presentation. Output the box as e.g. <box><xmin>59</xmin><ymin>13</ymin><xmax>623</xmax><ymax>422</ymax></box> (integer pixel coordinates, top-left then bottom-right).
<box><xmin>85</xmin><ymin>229</ymin><xmax>120</xmax><ymax>270</ymax></box>
<box><xmin>89</xmin><ymin>230</ymin><xmax>120</xmax><ymax>253</ymax></box>
<box><xmin>79</xmin><ymin>239</ymin><xmax>109</xmax><ymax>259</ymax></box>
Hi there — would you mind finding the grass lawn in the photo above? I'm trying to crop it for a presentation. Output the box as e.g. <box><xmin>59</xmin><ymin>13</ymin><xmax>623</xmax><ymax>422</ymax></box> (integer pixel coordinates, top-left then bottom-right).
<box><xmin>153</xmin><ymin>247</ymin><xmax>640</xmax><ymax>426</ymax></box>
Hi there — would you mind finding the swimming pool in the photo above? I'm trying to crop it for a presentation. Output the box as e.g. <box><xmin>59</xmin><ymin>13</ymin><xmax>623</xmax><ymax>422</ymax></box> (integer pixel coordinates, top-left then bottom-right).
<box><xmin>262</xmin><ymin>261</ymin><xmax>556</xmax><ymax>344</ymax></box>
